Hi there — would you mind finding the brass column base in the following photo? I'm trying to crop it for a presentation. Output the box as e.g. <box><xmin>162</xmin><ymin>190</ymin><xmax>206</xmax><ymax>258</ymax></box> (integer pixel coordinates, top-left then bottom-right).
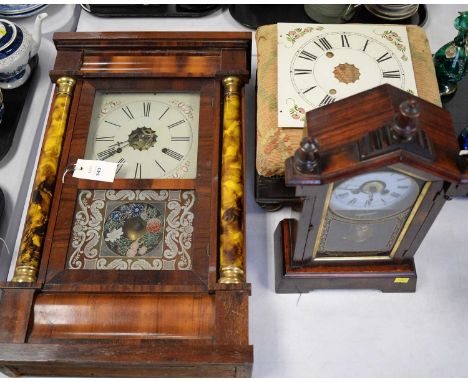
<box><xmin>11</xmin><ymin>266</ymin><xmax>37</xmax><ymax>283</ymax></box>
<box><xmin>219</xmin><ymin>265</ymin><xmax>245</xmax><ymax>284</ymax></box>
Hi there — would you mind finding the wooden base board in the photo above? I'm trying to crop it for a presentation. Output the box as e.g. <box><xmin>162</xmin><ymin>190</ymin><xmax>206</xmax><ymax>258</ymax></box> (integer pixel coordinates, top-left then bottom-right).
<box><xmin>0</xmin><ymin>286</ymin><xmax>253</xmax><ymax>377</ymax></box>
<box><xmin>0</xmin><ymin>343</ymin><xmax>252</xmax><ymax>377</ymax></box>
<box><xmin>274</xmin><ymin>219</ymin><xmax>417</xmax><ymax>293</ymax></box>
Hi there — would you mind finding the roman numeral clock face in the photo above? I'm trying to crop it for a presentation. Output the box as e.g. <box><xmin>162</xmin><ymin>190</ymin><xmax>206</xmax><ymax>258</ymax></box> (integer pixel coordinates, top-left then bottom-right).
<box><xmin>278</xmin><ymin>23</ymin><xmax>418</xmax><ymax>127</ymax></box>
<box><xmin>84</xmin><ymin>92</ymin><xmax>200</xmax><ymax>179</ymax></box>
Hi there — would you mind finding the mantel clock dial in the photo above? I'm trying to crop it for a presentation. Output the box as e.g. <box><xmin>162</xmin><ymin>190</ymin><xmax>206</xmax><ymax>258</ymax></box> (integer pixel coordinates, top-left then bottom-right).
<box><xmin>278</xmin><ymin>23</ymin><xmax>418</xmax><ymax>127</ymax></box>
<box><xmin>319</xmin><ymin>170</ymin><xmax>423</xmax><ymax>256</ymax></box>
<box><xmin>329</xmin><ymin>171</ymin><xmax>420</xmax><ymax>220</ymax></box>
<box><xmin>85</xmin><ymin>92</ymin><xmax>199</xmax><ymax>179</ymax></box>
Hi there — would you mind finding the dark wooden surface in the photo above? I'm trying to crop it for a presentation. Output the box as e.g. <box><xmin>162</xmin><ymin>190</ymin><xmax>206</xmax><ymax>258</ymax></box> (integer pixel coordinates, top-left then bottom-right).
<box><xmin>0</xmin><ymin>56</ymin><xmax>38</xmax><ymax>163</ymax></box>
<box><xmin>442</xmin><ymin>76</ymin><xmax>468</xmax><ymax>191</ymax></box>
<box><xmin>0</xmin><ymin>343</ymin><xmax>252</xmax><ymax>377</ymax></box>
<box><xmin>0</xmin><ymin>32</ymin><xmax>253</xmax><ymax>377</ymax></box>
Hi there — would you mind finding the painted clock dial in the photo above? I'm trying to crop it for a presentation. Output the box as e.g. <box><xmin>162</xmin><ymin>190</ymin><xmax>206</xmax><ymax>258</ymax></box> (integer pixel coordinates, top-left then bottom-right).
<box><xmin>84</xmin><ymin>92</ymin><xmax>200</xmax><ymax>179</ymax></box>
<box><xmin>278</xmin><ymin>23</ymin><xmax>418</xmax><ymax>127</ymax></box>
<box><xmin>329</xmin><ymin>171</ymin><xmax>420</xmax><ymax>220</ymax></box>
<box><xmin>316</xmin><ymin>170</ymin><xmax>422</xmax><ymax>255</ymax></box>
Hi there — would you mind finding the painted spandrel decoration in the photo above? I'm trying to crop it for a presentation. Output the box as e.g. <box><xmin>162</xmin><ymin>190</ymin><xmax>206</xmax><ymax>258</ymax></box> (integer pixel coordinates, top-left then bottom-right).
<box><xmin>277</xmin><ymin>23</ymin><xmax>418</xmax><ymax>128</ymax></box>
<box><xmin>67</xmin><ymin>189</ymin><xmax>195</xmax><ymax>271</ymax></box>
<box><xmin>433</xmin><ymin>12</ymin><xmax>468</xmax><ymax>96</ymax></box>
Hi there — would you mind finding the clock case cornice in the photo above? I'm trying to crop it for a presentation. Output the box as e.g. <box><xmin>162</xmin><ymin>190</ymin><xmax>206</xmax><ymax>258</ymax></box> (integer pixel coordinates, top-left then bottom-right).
<box><xmin>49</xmin><ymin>31</ymin><xmax>252</xmax><ymax>81</ymax></box>
<box><xmin>285</xmin><ymin>84</ymin><xmax>460</xmax><ymax>187</ymax></box>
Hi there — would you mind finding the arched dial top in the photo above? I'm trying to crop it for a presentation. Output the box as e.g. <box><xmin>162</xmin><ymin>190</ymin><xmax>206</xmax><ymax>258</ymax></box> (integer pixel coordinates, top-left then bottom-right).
<box><xmin>329</xmin><ymin>171</ymin><xmax>421</xmax><ymax>221</ymax></box>
<box><xmin>278</xmin><ymin>23</ymin><xmax>418</xmax><ymax>127</ymax></box>
<box><xmin>84</xmin><ymin>92</ymin><xmax>200</xmax><ymax>179</ymax></box>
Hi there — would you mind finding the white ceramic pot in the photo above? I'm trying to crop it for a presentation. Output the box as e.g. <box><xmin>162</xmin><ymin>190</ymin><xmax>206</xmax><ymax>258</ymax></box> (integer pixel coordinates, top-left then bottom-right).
<box><xmin>0</xmin><ymin>13</ymin><xmax>47</xmax><ymax>89</ymax></box>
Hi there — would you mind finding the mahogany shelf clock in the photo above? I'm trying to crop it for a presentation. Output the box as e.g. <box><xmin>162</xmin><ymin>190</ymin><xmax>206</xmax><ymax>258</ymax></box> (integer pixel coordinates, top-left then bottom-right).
<box><xmin>0</xmin><ymin>32</ymin><xmax>252</xmax><ymax>377</ymax></box>
<box><xmin>275</xmin><ymin>84</ymin><xmax>464</xmax><ymax>293</ymax></box>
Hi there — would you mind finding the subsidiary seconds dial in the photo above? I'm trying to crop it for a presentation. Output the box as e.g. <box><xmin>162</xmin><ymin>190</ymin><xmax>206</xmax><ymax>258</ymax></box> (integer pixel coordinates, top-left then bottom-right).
<box><xmin>84</xmin><ymin>92</ymin><xmax>200</xmax><ymax>179</ymax></box>
<box><xmin>329</xmin><ymin>171</ymin><xmax>420</xmax><ymax>220</ymax></box>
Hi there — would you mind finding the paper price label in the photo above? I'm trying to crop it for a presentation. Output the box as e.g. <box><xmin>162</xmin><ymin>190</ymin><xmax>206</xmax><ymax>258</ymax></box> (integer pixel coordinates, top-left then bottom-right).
<box><xmin>72</xmin><ymin>159</ymin><xmax>118</xmax><ymax>183</ymax></box>
<box><xmin>394</xmin><ymin>277</ymin><xmax>409</xmax><ymax>284</ymax></box>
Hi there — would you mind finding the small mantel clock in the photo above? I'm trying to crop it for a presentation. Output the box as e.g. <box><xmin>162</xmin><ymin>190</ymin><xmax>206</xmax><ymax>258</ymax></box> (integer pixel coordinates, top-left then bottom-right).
<box><xmin>0</xmin><ymin>32</ymin><xmax>252</xmax><ymax>377</ymax></box>
<box><xmin>275</xmin><ymin>84</ymin><xmax>463</xmax><ymax>293</ymax></box>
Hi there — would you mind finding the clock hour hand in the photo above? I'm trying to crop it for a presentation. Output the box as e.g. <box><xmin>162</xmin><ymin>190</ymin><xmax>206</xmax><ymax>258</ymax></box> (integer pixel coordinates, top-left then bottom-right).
<box><xmin>337</xmin><ymin>187</ymin><xmax>361</xmax><ymax>194</ymax></box>
<box><xmin>97</xmin><ymin>140</ymin><xmax>129</xmax><ymax>161</ymax></box>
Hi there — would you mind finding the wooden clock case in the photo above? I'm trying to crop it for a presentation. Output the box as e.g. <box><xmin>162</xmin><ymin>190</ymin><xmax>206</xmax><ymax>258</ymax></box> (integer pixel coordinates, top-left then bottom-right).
<box><xmin>0</xmin><ymin>32</ymin><xmax>253</xmax><ymax>377</ymax></box>
<box><xmin>275</xmin><ymin>84</ymin><xmax>463</xmax><ymax>293</ymax></box>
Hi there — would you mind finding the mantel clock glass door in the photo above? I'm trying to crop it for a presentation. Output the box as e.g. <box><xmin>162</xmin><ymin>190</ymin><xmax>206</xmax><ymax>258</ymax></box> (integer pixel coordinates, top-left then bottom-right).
<box><xmin>278</xmin><ymin>23</ymin><xmax>418</xmax><ymax>127</ymax></box>
<box><xmin>84</xmin><ymin>92</ymin><xmax>200</xmax><ymax>179</ymax></box>
<box><xmin>315</xmin><ymin>170</ymin><xmax>427</xmax><ymax>259</ymax></box>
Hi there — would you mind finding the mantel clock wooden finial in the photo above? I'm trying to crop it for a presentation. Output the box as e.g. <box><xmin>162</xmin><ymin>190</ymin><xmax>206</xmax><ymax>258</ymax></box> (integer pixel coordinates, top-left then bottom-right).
<box><xmin>293</xmin><ymin>137</ymin><xmax>321</xmax><ymax>174</ymax></box>
<box><xmin>391</xmin><ymin>99</ymin><xmax>420</xmax><ymax>142</ymax></box>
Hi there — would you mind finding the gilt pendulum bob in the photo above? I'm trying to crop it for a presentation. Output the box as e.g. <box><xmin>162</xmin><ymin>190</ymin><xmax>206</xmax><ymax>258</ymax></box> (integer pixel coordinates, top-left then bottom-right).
<box><xmin>274</xmin><ymin>84</ymin><xmax>463</xmax><ymax>293</ymax></box>
<box><xmin>0</xmin><ymin>32</ymin><xmax>253</xmax><ymax>377</ymax></box>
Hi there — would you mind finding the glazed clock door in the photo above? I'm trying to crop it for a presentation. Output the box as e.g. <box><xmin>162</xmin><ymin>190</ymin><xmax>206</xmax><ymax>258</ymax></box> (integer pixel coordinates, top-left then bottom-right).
<box><xmin>277</xmin><ymin>23</ymin><xmax>418</xmax><ymax>127</ymax></box>
<box><xmin>313</xmin><ymin>169</ymin><xmax>429</xmax><ymax>261</ymax></box>
<box><xmin>42</xmin><ymin>77</ymin><xmax>219</xmax><ymax>288</ymax></box>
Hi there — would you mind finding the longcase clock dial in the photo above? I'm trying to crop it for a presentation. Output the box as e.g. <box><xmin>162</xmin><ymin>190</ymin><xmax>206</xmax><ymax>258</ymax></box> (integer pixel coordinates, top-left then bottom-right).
<box><xmin>85</xmin><ymin>92</ymin><xmax>200</xmax><ymax>179</ymax></box>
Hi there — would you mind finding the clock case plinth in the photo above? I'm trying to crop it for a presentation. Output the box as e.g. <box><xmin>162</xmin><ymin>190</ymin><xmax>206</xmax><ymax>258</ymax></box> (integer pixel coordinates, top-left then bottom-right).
<box><xmin>0</xmin><ymin>32</ymin><xmax>253</xmax><ymax>377</ymax></box>
<box><xmin>275</xmin><ymin>84</ymin><xmax>462</xmax><ymax>293</ymax></box>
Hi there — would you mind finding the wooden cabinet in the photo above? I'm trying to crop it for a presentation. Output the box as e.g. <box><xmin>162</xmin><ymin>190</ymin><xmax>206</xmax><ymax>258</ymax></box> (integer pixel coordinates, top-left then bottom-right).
<box><xmin>0</xmin><ymin>32</ymin><xmax>253</xmax><ymax>377</ymax></box>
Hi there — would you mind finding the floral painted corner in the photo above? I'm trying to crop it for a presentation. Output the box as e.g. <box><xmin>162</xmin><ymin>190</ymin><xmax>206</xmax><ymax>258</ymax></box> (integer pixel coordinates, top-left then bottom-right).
<box><xmin>283</xmin><ymin>26</ymin><xmax>324</xmax><ymax>46</ymax></box>
<box><xmin>376</xmin><ymin>30</ymin><xmax>409</xmax><ymax>61</ymax></box>
<box><xmin>286</xmin><ymin>98</ymin><xmax>306</xmax><ymax>122</ymax></box>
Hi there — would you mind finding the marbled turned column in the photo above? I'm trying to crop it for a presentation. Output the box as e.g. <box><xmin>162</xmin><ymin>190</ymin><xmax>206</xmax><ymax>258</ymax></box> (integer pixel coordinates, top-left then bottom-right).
<box><xmin>218</xmin><ymin>76</ymin><xmax>245</xmax><ymax>284</ymax></box>
<box><xmin>12</xmin><ymin>77</ymin><xmax>76</xmax><ymax>283</ymax></box>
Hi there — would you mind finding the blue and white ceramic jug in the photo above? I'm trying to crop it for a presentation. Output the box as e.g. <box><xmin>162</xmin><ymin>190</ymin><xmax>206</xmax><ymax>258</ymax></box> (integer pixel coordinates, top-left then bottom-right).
<box><xmin>0</xmin><ymin>13</ymin><xmax>47</xmax><ymax>89</ymax></box>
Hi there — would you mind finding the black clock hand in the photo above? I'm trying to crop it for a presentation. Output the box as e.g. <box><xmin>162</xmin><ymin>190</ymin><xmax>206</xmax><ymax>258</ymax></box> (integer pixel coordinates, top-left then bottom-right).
<box><xmin>337</xmin><ymin>187</ymin><xmax>361</xmax><ymax>194</ymax></box>
<box><xmin>97</xmin><ymin>140</ymin><xmax>129</xmax><ymax>160</ymax></box>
